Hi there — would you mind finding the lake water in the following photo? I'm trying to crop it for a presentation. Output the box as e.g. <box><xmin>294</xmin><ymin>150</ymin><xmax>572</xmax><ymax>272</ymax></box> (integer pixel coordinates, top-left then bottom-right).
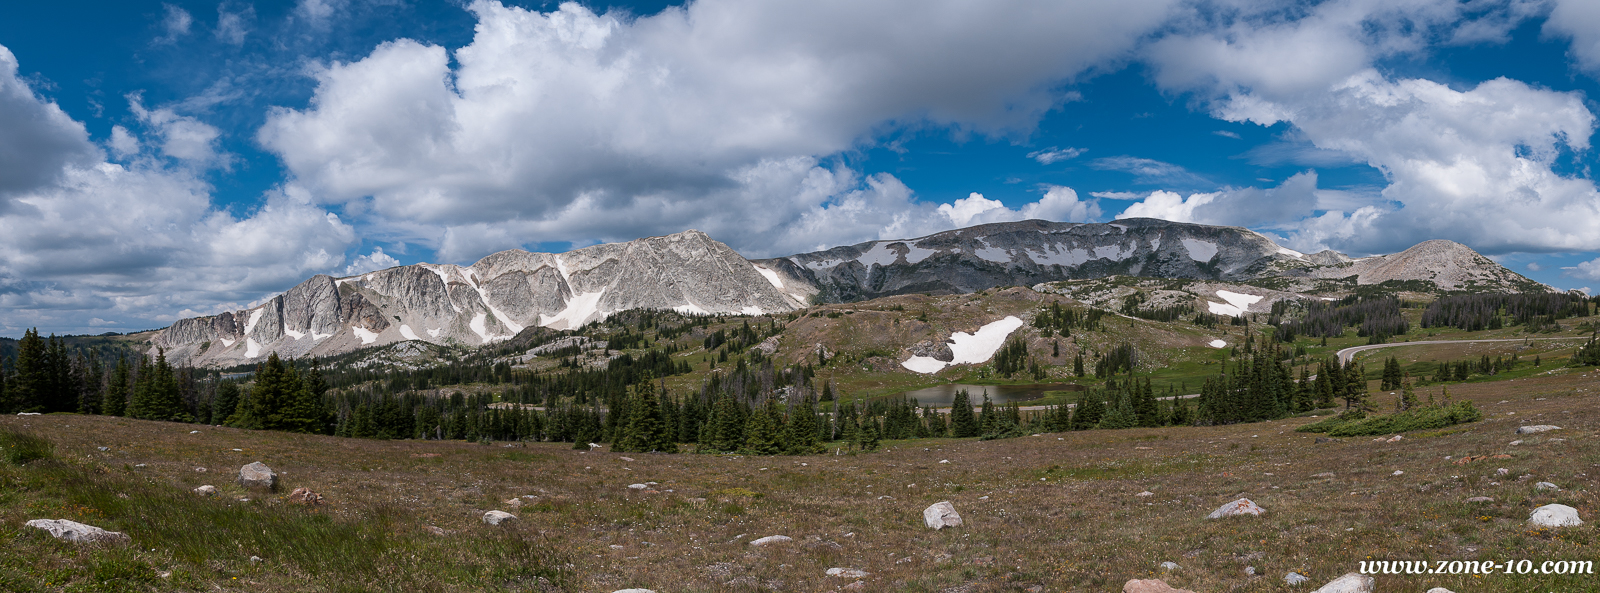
<box><xmin>886</xmin><ymin>383</ymin><xmax>1086</xmax><ymax>407</ymax></box>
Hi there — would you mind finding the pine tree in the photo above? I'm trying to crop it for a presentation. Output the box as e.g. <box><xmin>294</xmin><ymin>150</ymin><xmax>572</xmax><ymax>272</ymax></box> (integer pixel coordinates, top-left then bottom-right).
<box><xmin>709</xmin><ymin>392</ymin><xmax>744</xmax><ymax>452</ymax></box>
<box><xmin>978</xmin><ymin>392</ymin><xmax>996</xmax><ymax>435</ymax></box>
<box><xmin>1073</xmin><ymin>352</ymin><xmax>1085</xmax><ymax>377</ymax></box>
<box><xmin>1133</xmin><ymin>377</ymin><xmax>1159</xmax><ymax>427</ymax></box>
<box><xmin>742</xmin><ymin>400</ymin><xmax>782</xmax><ymax>455</ymax></box>
<box><xmin>783</xmin><ymin>396</ymin><xmax>821</xmax><ymax>455</ymax></box>
<box><xmin>1073</xmin><ymin>388</ymin><xmax>1104</xmax><ymax>429</ymax></box>
<box><xmin>949</xmin><ymin>389</ymin><xmax>979</xmax><ymax>438</ymax></box>
<box><xmin>103</xmin><ymin>357</ymin><xmax>129</xmax><ymax>417</ymax></box>
<box><xmin>1397</xmin><ymin>375</ymin><xmax>1418</xmax><ymax>411</ymax></box>
<box><xmin>1097</xmin><ymin>388</ymin><xmax>1137</xmax><ymax>429</ymax></box>
<box><xmin>9</xmin><ymin>328</ymin><xmax>47</xmax><ymax>413</ymax></box>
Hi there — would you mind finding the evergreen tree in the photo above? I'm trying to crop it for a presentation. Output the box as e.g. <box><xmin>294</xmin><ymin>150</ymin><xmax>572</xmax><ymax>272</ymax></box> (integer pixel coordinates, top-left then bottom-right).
<box><xmin>1168</xmin><ymin>394</ymin><xmax>1192</xmax><ymax>426</ymax></box>
<box><xmin>77</xmin><ymin>352</ymin><xmax>103</xmax><ymax>415</ymax></box>
<box><xmin>1073</xmin><ymin>387</ymin><xmax>1105</xmax><ymax>429</ymax></box>
<box><xmin>783</xmin><ymin>395</ymin><xmax>821</xmax><ymax>455</ymax></box>
<box><xmin>948</xmin><ymin>389</ymin><xmax>979</xmax><ymax>438</ymax></box>
<box><xmin>1133</xmin><ymin>377</ymin><xmax>1160</xmax><ymax>427</ymax></box>
<box><xmin>1097</xmin><ymin>387</ymin><xmax>1138</xmax><ymax>429</ymax></box>
<box><xmin>1073</xmin><ymin>351</ymin><xmax>1085</xmax><ymax>377</ymax></box>
<box><xmin>978</xmin><ymin>392</ymin><xmax>996</xmax><ymax>435</ymax></box>
<box><xmin>742</xmin><ymin>400</ymin><xmax>783</xmax><ymax>455</ymax></box>
<box><xmin>709</xmin><ymin>392</ymin><xmax>744</xmax><ymax>452</ymax></box>
<box><xmin>1397</xmin><ymin>375</ymin><xmax>1418</xmax><ymax>411</ymax></box>
<box><xmin>211</xmin><ymin>381</ymin><xmax>240</xmax><ymax>426</ymax></box>
<box><xmin>103</xmin><ymin>357</ymin><xmax>129</xmax><ymax>417</ymax></box>
<box><xmin>139</xmin><ymin>350</ymin><xmax>190</xmax><ymax>422</ymax></box>
<box><xmin>10</xmin><ymin>328</ymin><xmax>47</xmax><ymax>413</ymax></box>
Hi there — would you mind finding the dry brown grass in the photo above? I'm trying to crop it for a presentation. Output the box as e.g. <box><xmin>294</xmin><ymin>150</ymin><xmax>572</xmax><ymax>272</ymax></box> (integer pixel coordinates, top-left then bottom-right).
<box><xmin>4</xmin><ymin>368</ymin><xmax>1600</xmax><ymax>592</ymax></box>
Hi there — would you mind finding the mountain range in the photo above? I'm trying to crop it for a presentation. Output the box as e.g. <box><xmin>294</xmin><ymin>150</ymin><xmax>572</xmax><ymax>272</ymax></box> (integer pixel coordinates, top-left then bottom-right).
<box><xmin>150</xmin><ymin>218</ymin><xmax>1545</xmax><ymax>367</ymax></box>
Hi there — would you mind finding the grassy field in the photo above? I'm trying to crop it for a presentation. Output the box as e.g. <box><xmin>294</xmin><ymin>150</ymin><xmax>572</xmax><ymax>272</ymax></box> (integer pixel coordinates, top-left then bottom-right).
<box><xmin>4</xmin><ymin>364</ymin><xmax>1600</xmax><ymax>592</ymax></box>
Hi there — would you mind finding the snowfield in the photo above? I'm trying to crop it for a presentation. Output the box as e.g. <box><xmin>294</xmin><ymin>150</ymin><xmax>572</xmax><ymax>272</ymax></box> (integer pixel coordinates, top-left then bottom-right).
<box><xmin>1209</xmin><ymin>339</ymin><xmax>1227</xmax><ymax>348</ymax></box>
<box><xmin>901</xmin><ymin>316</ymin><xmax>1026</xmax><ymax>374</ymax></box>
<box><xmin>1205</xmin><ymin>290</ymin><xmax>1262</xmax><ymax>317</ymax></box>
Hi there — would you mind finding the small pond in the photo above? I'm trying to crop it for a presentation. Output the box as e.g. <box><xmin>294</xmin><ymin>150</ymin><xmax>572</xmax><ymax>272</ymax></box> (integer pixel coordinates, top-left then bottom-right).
<box><xmin>885</xmin><ymin>383</ymin><xmax>1086</xmax><ymax>407</ymax></box>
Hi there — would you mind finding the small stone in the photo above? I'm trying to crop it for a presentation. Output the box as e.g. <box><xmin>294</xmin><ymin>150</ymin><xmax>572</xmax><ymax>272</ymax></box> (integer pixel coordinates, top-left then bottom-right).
<box><xmin>1245</xmin><ymin>566</ymin><xmax>1257</xmax><ymax>576</ymax></box>
<box><xmin>842</xmin><ymin>581</ymin><xmax>866</xmax><ymax>591</ymax></box>
<box><xmin>190</xmin><ymin>430</ymin><xmax>200</xmax><ymax>434</ymax></box>
<box><xmin>237</xmin><ymin>461</ymin><xmax>277</xmax><ymax>490</ymax></box>
<box><xmin>97</xmin><ymin>447</ymin><xmax>109</xmax><ymax>452</ymax></box>
<box><xmin>504</xmin><ymin>498</ymin><xmax>524</xmax><ymax>507</ymax></box>
<box><xmin>1496</xmin><ymin>467</ymin><xmax>1509</xmax><ymax>475</ymax></box>
<box><xmin>619</xmin><ymin>456</ymin><xmax>635</xmax><ymax>462</ymax></box>
<box><xmin>923</xmin><ymin>501</ymin><xmax>963</xmax><ymax>530</ymax></box>
<box><xmin>826</xmin><ymin>568</ymin><xmax>870</xmax><ymax>578</ymax></box>
<box><xmin>1136</xmin><ymin>491</ymin><xmax>1154</xmax><ymax>497</ymax></box>
<box><xmin>612</xmin><ymin>589</ymin><xmax>658</xmax><ymax>593</ymax></box>
<box><xmin>250</xmin><ymin>556</ymin><xmax>262</xmax><ymax>563</ymax></box>
<box><xmin>1122</xmin><ymin>578</ymin><xmax>1197</xmax><ymax>593</ymax></box>
<box><xmin>1309</xmin><ymin>572</ymin><xmax>1374</xmax><ymax>593</ymax></box>
<box><xmin>1205</xmin><ymin>498</ymin><xmax>1264</xmax><ymax>519</ymax></box>
<box><xmin>24</xmin><ymin>519</ymin><xmax>131</xmax><ymax>545</ymax></box>
<box><xmin>610</xmin><ymin>544</ymin><xmax>625</xmax><ymax>549</ymax></box>
<box><xmin>1425</xmin><ymin>588</ymin><xmax>1456</xmax><ymax>593</ymax></box>
<box><xmin>1510</xmin><ymin>440</ymin><xmax>1523</xmax><ymax>446</ymax></box>
<box><xmin>1285</xmin><ymin>572</ymin><xmax>1310</xmax><ymax>585</ymax></box>
<box><xmin>1465</xmin><ymin>496</ymin><xmax>1494</xmax><ymax>503</ymax></box>
<box><xmin>938</xmin><ymin>459</ymin><xmax>949</xmax><ymax>464</ymax></box>
<box><xmin>748</xmin><ymin>535</ymin><xmax>792</xmax><ymax>547</ymax></box>
<box><xmin>1159</xmin><ymin>561</ymin><xmax>1180</xmax><ymax>571</ymax></box>
<box><xmin>1536</xmin><ymin>482</ymin><xmax>1560</xmax><ymax>491</ymax></box>
<box><xmin>134</xmin><ymin>464</ymin><xmax>146</xmax><ymax>468</ymax></box>
<box><xmin>1312</xmin><ymin>472</ymin><xmax>1335</xmax><ymax>478</ymax></box>
<box><xmin>1386</xmin><ymin>435</ymin><xmax>1402</xmax><ymax>442</ymax></box>
<box><xmin>194</xmin><ymin>485</ymin><xmax>217</xmax><ymax>496</ymax></box>
<box><xmin>1516</xmin><ymin>425</ymin><xmax>1561</xmax><ymax>434</ymax></box>
<box><xmin>1392</xmin><ymin>470</ymin><xmax>1404</xmax><ymax>476</ymax></box>
<box><xmin>628</xmin><ymin>483</ymin><xmax>648</xmax><ymax>490</ymax></box>
<box><xmin>1529</xmin><ymin>504</ymin><xmax>1583</xmax><ymax>527</ymax></box>
<box><xmin>423</xmin><ymin>525</ymin><xmax>452</xmax><ymax>536</ymax></box>
<box><xmin>194</xmin><ymin>467</ymin><xmax>206</xmax><ymax>473</ymax></box>
<box><xmin>483</xmin><ymin>510</ymin><xmax>517</xmax><ymax>526</ymax></box>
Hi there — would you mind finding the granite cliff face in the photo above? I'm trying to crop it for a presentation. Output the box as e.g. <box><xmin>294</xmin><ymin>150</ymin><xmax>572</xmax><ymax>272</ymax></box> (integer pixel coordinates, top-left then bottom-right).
<box><xmin>153</xmin><ymin>230</ymin><xmax>812</xmax><ymax>367</ymax></box>
<box><xmin>151</xmin><ymin>220</ymin><xmax>1544</xmax><ymax>367</ymax></box>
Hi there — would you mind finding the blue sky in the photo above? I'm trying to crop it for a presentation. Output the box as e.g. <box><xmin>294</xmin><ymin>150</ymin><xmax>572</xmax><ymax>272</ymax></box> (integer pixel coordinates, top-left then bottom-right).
<box><xmin>3</xmin><ymin>0</ymin><xmax>1600</xmax><ymax>336</ymax></box>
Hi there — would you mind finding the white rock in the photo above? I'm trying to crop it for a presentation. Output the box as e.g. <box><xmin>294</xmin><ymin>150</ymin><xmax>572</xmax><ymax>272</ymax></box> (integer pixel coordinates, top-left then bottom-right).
<box><xmin>628</xmin><ymin>483</ymin><xmax>648</xmax><ymax>490</ymax></box>
<box><xmin>1392</xmin><ymin>470</ymin><xmax>1404</xmax><ymax>476</ymax></box>
<box><xmin>1135</xmin><ymin>491</ymin><xmax>1154</xmax><ymax>497</ymax></box>
<box><xmin>1386</xmin><ymin>435</ymin><xmax>1402</xmax><ymax>442</ymax></box>
<box><xmin>748</xmin><ymin>535</ymin><xmax>792</xmax><ymax>547</ymax></box>
<box><xmin>1310</xmin><ymin>572</ymin><xmax>1374</xmax><ymax>593</ymax></box>
<box><xmin>1529</xmin><ymin>504</ymin><xmax>1583</xmax><ymax>527</ymax></box>
<box><xmin>924</xmin><ymin>501</ymin><xmax>963</xmax><ymax>530</ymax></box>
<box><xmin>482</xmin><ymin>511</ymin><xmax>517</xmax><ymax>526</ymax></box>
<box><xmin>1205</xmin><ymin>498</ymin><xmax>1264</xmax><ymax>519</ymax></box>
<box><xmin>1536</xmin><ymin>482</ymin><xmax>1560</xmax><ymax>491</ymax></box>
<box><xmin>1424</xmin><ymin>588</ymin><xmax>1456</xmax><ymax>593</ymax></box>
<box><xmin>1285</xmin><ymin>572</ymin><xmax>1310</xmax><ymax>585</ymax></box>
<box><xmin>24</xmin><ymin>519</ymin><xmax>131</xmax><ymax>544</ymax></box>
<box><xmin>939</xmin><ymin>459</ymin><xmax>950</xmax><ymax>464</ymax></box>
<box><xmin>613</xmin><ymin>590</ymin><xmax>657</xmax><ymax>593</ymax></box>
<box><xmin>1159</xmin><ymin>561</ymin><xmax>1180</xmax><ymax>571</ymax></box>
<box><xmin>1516</xmin><ymin>425</ymin><xmax>1561</xmax><ymax>434</ymax></box>
<box><xmin>1496</xmin><ymin>468</ymin><xmax>1509</xmax><ymax>475</ymax></box>
<box><xmin>826</xmin><ymin>568</ymin><xmax>871</xmax><ymax>578</ymax></box>
<box><xmin>194</xmin><ymin>485</ymin><xmax>217</xmax><ymax>496</ymax></box>
<box><xmin>1510</xmin><ymin>440</ymin><xmax>1523</xmax><ymax>446</ymax></box>
<box><xmin>237</xmin><ymin>461</ymin><xmax>277</xmax><ymax>490</ymax></box>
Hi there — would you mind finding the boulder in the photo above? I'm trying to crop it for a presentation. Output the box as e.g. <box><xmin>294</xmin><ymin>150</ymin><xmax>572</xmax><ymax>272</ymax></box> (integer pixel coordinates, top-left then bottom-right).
<box><xmin>1536</xmin><ymin>482</ymin><xmax>1560</xmax><ymax>491</ymax></box>
<box><xmin>194</xmin><ymin>485</ymin><xmax>217</xmax><ymax>496</ymax></box>
<box><xmin>1285</xmin><ymin>572</ymin><xmax>1310</xmax><ymax>585</ymax></box>
<box><xmin>924</xmin><ymin>501</ymin><xmax>963</xmax><ymax>530</ymax></box>
<box><xmin>1205</xmin><ymin>498</ymin><xmax>1264</xmax><ymax>519</ymax></box>
<box><xmin>1425</xmin><ymin>588</ymin><xmax>1456</xmax><ymax>593</ymax></box>
<box><xmin>237</xmin><ymin>462</ymin><xmax>277</xmax><ymax>490</ymax></box>
<box><xmin>287</xmin><ymin>487</ymin><xmax>324</xmax><ymax>505</ymax></box>
<box><xmin>628</xmin><ymin>483</ymin><xmax>648</xmax><ymax>490</ymax></box>
<box><xmin>24</xmin><ymin>519</ymin><xmax>131</xmax><ymax>545</ymax></box>
<box><xmin>483</xmin><ymin>511</ymin><xmax>517</xmax><ymax>526</ymax></box>
<box><xmin>1529</xmin><ymin>504</ymin><xmax>1583</xmax><ymax>527</ymax></box>
<box><xmin>748</xmin><ymin>535</ymin><xmax>792</xmax><ymax>547</ymax></box>
<box><xmin>826</xmin><ymin>568</ymin><xmax>871</xmax><ymax>578</ymax></box>
<box><xmin>504</xmin><ymin>498</ymin><xmax>524</xmax><ymax>508</ymax></box>
<box><xmin>1310</xmin><ymin>572</ymin><xmax>1374</xmax><ymax>593</ymax></box>
<box><xmin>1122</xmin><ymin>579</ymin><xmax>1196</xmax><ymax>593</ymax></box>
<box><xmin>1516</xmin><ymin>425</ymin><xmax>1560</xmax><ymax>434</ymax></box>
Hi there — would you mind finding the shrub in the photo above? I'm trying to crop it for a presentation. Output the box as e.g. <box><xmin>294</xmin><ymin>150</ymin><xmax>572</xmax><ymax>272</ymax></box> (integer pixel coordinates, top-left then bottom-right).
<box><xmin>1298</xmin><ymin>402</ymin><xmax>1482</xmax><ymax>437</ymax></box>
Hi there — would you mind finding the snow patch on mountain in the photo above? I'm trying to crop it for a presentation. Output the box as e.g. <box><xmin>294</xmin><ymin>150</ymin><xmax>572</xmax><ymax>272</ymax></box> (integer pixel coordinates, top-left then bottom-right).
<box><xmin>245</xmin><ymin>338</ymin><xmax>260</xmax><ymax>358</ymax></box>
<box><xmin>742</xmin><ymin>306</ymin><xmax>763</xmax><ymax>315</ymax></box>
<box><xmin>858</xmin><ymin>243</ymin><xmax>899</xmax><ymax>267</ymax></box>
<box><xmin>400</xmin><ymin>325</ymin><xmax>420</xmax><ymax>341</ymax></box>
<box><xmin>1206</xmin><ymin>290</ymin><xmax>1262</xmax><ymax>317</ymax></box>
<box><xmin>543</xmin><ymin>289</ymin><xmax>607</xmax><ymax>330</ymax></box>
<box><xmin>902</xmin><ymin>316</ymin><xmax>1025</xmax><ymax>374</ymax></box>
<box><xmin>284</xmin><ymin>329</ymin><xmax>304</xmax><ymax>340</ymax></box>
<box><xmin>426</xmin><ymin>328</ymin><xmax>442</xmax><ymax>338</ymax></box>
<box><xmin>754</xmin><ymin>265</ymin><xmax>785</xmax><ymax>289</ymax></box>
<box><xmin>244</xmin><ymin>309</ymin><xmax>263</xmax><ymax>335</ymax></box>
<box><xmin>353</xmin><ymin>327</ymin><xmax>379</xmax><ymax>345</ymax></box>
<box><xmin>1182</xmin><ymin>238</ymin><xmax>1218</xmax><ymax>262</ymax></box>
<box><xmin>975</xmin><ymin>245</ymin><xmax>1010</xmax><ymax>263</ymax></box>
<box><xmin>904</xmin><ymin>244</ymin><xmax>937</xmax><ymax>264</ymax></box>
<box><xmin>1028</xmin><ymin>245</ymin><xmax>1091</xmax><ymax>267</ymax></box>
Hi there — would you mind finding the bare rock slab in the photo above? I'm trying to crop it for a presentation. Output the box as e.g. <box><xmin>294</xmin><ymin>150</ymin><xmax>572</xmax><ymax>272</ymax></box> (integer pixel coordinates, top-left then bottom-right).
<box><xmin>1530</xmin><ymin>504</ymin><xmax>1583</xmax><ymax>527</ymax></box>
<box><xmin>1310</xmin><ymin>572</ymin><xmax>1374</xmax><ymax>593</ymax></box>
<box><xmin>238</xmin><ymin>461</ymin><xmax>277</xmax><ymax>490</ymax></box>
<box><xmin>1516</xmin><ymin>425</ymin><xmax>1561</xmax><ymax>435</ymax></box>
<box><xmin>1206</xmin><ymin>498</ymin><xmax>1264</xmax><ymax>519</ymax></box>
<box><xmin>483</xmin><ymin>511</ymin><xmax>517</xmax><ymax>526</ymax></box>
<box><xmin>25</xmin><ymin>519</ymin><xmax>131</xmax><ymax>545</ymax></box>
<box><xmin>748</xmin><ymin>535</ymin><xmax>792</xmax><ymax>547</ymax></box>
<box><xmin>924</xmin><ymin>501</ymin><xmax>963</xmax><ymax>530</ymax></box>
<box><xmin>1123</xmin><ymin>578</ymin><xmax>1196</xmax><ymax>593</ymax></box>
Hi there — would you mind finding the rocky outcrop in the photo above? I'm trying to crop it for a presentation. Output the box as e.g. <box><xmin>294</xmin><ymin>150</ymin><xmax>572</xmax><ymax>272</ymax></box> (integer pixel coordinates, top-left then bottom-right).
<box><xmin>924</xmin><ymin>501</ymin><xmax>963</xmax><ymax>529</ymax></box>
<box><xmin>238</xmin><ymin>462</ymin><xmax>277</xmax><ymax>490</ymax></box>
<box><xmin>1206</xmin><ymin>498</ymin><xmax>1264</xmax><ymax>519</ymax></box>
<box><xmin>25</xmin><ymin>519</ymin><xmax>131</xmax><ymax>544</ymax></box>
<box><xmin>1301</xmin><ymin>239</ymin><xmax>1544</xmax><ymax>292</ymax></box>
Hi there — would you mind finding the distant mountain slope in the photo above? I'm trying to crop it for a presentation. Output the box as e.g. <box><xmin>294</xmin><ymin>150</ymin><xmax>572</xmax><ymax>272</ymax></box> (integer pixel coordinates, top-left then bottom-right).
<box><xmin>759</xmin><ymin>218</ymin><xmax>1306</xmax><ymax>301</ymax></box>
<box><xmin>154</xmin><ymin>230</ymin><xmax>810</xmax><ymax>367</ymax></box>
<box><xmin>149</xmin><ymin>219</ymin><xmax>1546</xmax><ymax>367</ymax></box>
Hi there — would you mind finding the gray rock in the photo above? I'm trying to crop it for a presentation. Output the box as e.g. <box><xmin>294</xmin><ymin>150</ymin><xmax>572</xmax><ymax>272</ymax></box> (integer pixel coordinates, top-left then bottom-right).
<box><xmin>1425</xmin><ymin>588</ymin><xmax>1456</xmax><ymax>593</ymax></box>
<box><xmin>483</xmin><ymin>511</ymin><xmax>517</xmax><ymax>526</ymax></box>
<box><xmin>1529</xmin><ymin>504</ymin><xmax>1583</xmax><ymax>527</ymax></box>
<box><xmin>1465</xmin><ymin>496</ymin><xmax>1494</xmax><ymax>503</ymax></box>
<box><xmin>1516</xmin><ymin>425</ymin><xmax>1561</xmax><ymax>434</ymax></box>
<box><xmin>1206</xmin><ymin>498</ymin><xmax>1264</xmax><ymax>519</ymax></box>
<box><xmin>1285</xmin><ymin>572</ymin><xmax>1310</xmax><ymax>585</ymax></box>
<box><xmin>1158</xmin><ymin>561</ymin><xmax>1180</xmax><ymax>571</ymax></box>
<box><xmin>1311</xmin><ymin>472</ymin><xmax>1335</xmax><ymax>478</ymax></box>
<box><xmin>1122</xmin><ymin>579</ymin><xmax>1197</xmax><ymax>593</ymax></box>
<box><xmin>612</xmin><ymin>590</ymin><xmax>658</xmax><ymax>593</ymax></box>
<box><xmin>924</xmin><ymin>501</ymin><xmax>963</xmax><ymax>530</ymax></box>
<box><xmin>1536</xmin><ymin>482</ymin><xmax>1560</xmax><ymax>491</ymax></box>
<box><xmin>826</xmin><ymin>568</ymin><xmax>870</xmax><ymax>578</ymax></box>
<box><xmin>748</xmin><ymin>535</ymin><xmax>792</xmax><ymax>547</ymax></box>
<box><xmin>194</xmin><ymin>485</ymin><xmax>217</xmax><ymax>496</ymax></box>
<box><xmin>1310</xmin><ymin>572</ymin><xmax>1374</xmax><ymax>593</ymax></box>
<box><xmin>237</xmin><ymin>462</ymin><xmax>277</xmax><ymax>490</ymax></box>
<box><xmin>24</xmin><ymin>519</ymin><xmax>130</xmax><ymax>544</ymax></box>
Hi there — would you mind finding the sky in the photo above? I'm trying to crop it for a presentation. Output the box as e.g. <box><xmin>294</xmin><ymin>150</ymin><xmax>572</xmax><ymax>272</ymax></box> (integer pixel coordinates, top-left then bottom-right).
<box><xmin>3</xmin><ymin>0</ymin><xmax>1600</xmax><ymax>337</ymax></box>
